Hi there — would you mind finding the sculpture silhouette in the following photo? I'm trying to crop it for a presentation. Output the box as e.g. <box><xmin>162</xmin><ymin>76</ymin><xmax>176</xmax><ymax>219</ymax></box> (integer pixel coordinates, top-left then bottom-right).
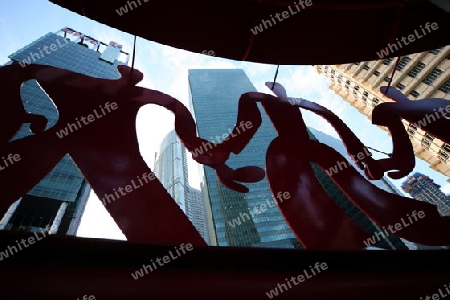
<box><xmin>0</xmin><ymin>64</ymin><xmax>237</xmax><ymax>246</ymax></box>
<box><xmin>183</xmin><ymin>81</ymin><xmax>450</xmax><ymax>248</ymax></box>
<box><xmin>1</xmin><ymin>64</ymin><xmax>449</xmax><ymax>249</ymax></box>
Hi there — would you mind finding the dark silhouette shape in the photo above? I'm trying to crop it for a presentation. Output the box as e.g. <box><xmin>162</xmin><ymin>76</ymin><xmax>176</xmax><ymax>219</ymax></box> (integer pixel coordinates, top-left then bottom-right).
<box><xmin>181</xmin><ymin>81</ymin><xmax>450</xmax><ymax>248</ymax></box>
<box><xmin>1</xmin><ymin>64</ymin><xmax>449</xmax><ymax>249</ymax></box>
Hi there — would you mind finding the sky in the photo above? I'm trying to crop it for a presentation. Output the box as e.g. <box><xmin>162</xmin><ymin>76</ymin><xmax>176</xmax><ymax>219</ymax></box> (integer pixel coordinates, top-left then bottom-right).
<box><xmin>0</xmin><ymin>0</ymin><xmax>448</xmax><ymax>241</ymax></box>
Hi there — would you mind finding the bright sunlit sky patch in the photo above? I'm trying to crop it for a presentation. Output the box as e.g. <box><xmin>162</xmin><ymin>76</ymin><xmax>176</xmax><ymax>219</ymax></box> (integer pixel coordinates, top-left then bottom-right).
<box><xmin>0</xmin><ymin>0</ymin><xmax>448</xmax><ymax>241</ymax></box>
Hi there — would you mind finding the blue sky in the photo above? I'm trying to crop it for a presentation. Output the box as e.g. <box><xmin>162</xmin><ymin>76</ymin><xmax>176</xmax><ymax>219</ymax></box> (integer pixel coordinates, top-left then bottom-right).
<box><xmin>1</xmin><ymin>0</ymin><xmax>448</xmax><ymax>241</ymax></box>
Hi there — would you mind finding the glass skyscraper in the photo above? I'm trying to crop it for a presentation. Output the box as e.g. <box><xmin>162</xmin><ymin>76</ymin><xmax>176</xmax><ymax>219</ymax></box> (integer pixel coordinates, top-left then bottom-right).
<box><xmin>153</xmin><ymin>130</ymin><xmax>211</xmax><ymax>244</ymax></box>
<box><xmin>188</xmin><ymin>69</ymin><xmax>301</xmax><ymax>248</ymax></box>
<box><xmin>0</xmin><ymin>28</ymin><xmax>129</xmax><ymax>235</ymax></box>
<box><xmin>188</xmin><ymin>69</ymin><xmax>408</xmax><ymax>250</ymax></box>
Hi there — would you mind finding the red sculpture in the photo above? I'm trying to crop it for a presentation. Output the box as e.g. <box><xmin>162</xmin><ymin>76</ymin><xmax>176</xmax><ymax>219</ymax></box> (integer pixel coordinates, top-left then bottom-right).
<box><xmin>1</xmin><ymin>63</ymin><xmax>449</xmax><ymax>249</ymax></box>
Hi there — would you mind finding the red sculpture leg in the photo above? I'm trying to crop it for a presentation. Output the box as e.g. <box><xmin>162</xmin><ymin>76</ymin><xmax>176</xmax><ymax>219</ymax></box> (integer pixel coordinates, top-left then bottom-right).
<box><xmin>266</xmin><ymin>137</ymin><xmax>371</xmax><ymax>249</ymax></box>
<box><xmin>0</xmin><ymin>64</ymin><xmax>206</xmax><ymax>246</ymax></box>
<box><xmin>309</xmin><ymin>141</ymin><xmax>450</xmax><ymax>246</ymax></box>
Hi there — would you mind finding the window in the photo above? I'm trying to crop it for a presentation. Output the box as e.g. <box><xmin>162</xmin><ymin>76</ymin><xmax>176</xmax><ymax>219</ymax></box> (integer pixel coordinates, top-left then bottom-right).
<box><xmin>346</xmin><ymin>80</ymin><xmax>350</xmax><ymax>85</ymax></box>
<box><xmin>429</xmin><ymin>48</ymin><xmax>442</xmax><ymax>55</ymax></box>
<box><xmin>408</xmin><ymin>62</ymin><xmax>426</xmax><ymax>78</ymax></box>
<box><xmin>425</xmin><ymin>134</ymin><xmax>434</xmax><ymax>141</ymax></box>
<box><xmin>338</xmin><ymin>74</ymin><xmax>343</xmax><ymax>79</ymax></box>
<box><xmin>439</xmin><ymin>151</ymin><xmax>449</xmax><ymax>160</ymax></box>
<box><xmin>363</xmin><ymin>65</ymin><xmax>370</xmax><ymax>70</ymax></box>
<box><xmin>422</xmin><ymin>68</ymin><xmax>443</xmax><ymax>85</ymax></box>
<box><xmin>438</xmin><ymin>80</ymin><xmax>450</xmax><ymax>94</ymax></box>
<box><xmin>345</xmin><ymin>85</ymin><xmax>349</xmax><ymax>90</ymax></box>
<box><xmin>396</xmin><ymin>57</ymin><xmax>411</xmax><ymax>71</ymax></box>
<box><xmin>362</xmin><ymin>96</ymin><xmax>367</xmax><ymax>102</ymax></box>
<box><xmin>355</xmin><ymin>86</ymin><xmax>360</xmax><ymax>90</ymax></box>
<box><xmin>383</xmin><ymin>58</ymin><xmax>393</xmax><ymax>65</ymax></box>
<box><xmin>443</xmin><ymin>144</ymin><xmax>450</xmax><ymax>153</ymax></box>
<box><xmin>396</xmin><ymin>83</ymin><xmax>405</xmax><ymax>90</ymax></box>
<box><xmin>373</xmin><ymin>71</ymin><xmax>380</xmax><ymax>77</ymax></box>
<box><xmin>384</xmin><ymin>77</ymin><xmax>391</xmax><ymax>83</ymax></box>
<box><xmin>363</xmin><ymin>91</ymin><xmax>368</xmax><ymax>96</ymax></box>
<box><xmin>422</xmin><ymin>138</ymin><xmax>431</xmax><ymax>148</ymax></box>
<box><xmin>410</xmin><ymin>90</ymin><xmax>420</xmax><ymax>98</ymax></box>
<box><xmin>409</xmin><ymin>124</ymin><xmax>417</xmax><ymax>130</ymax></box>
<box><xmin>331</xmin><ymin>70</ymin><xmax>335</xmax><ymax>74</ymax></box>
<box><xmin>372</xmin><ymin>98</ymin><xmax>380</xmax><ymax>105</ymax></box>
<box><xmin>354</xmin><ymin>62</ymin><xmax>360</xmax><ymax>65</ymax></box>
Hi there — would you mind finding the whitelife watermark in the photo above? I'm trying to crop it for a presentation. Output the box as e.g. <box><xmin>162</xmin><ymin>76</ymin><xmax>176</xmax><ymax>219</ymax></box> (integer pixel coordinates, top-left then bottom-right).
<box><xmin>0</xmin><ymin>153</ymin><xmax>21</xmax><ymax>171</ymax></box>
<box><xmin>18</xmin><ymin>38</ymin><xmax>69</xmax><ymax>67</ymax></box>
<box><xmin>227</xmin><ymin>192</ymin><xmax>291</xmax><ymax>228</ymax></box>
<box><xmin>191</xmin><ymin>121</ymin><xmax>253</xmax><ymax>158</ymax></box>
<box><xmin>77</xmin><ymin>296</ymin><xmax>95</xmax><ymax>300</ymax></box>
<box><xmin>101</xmin><ymin>171</ymin><xmax>157</xmax><ymax>206</ymax></box>
<box><xmin>251</xmin><ymin>0</ymin><xmax>313</xmax><ymax>35</ymax></box>
<box><xmin>0</xmin><ymin>224</ymin><xmax>57</xmax><ymax>261</ymax></box>
<box><xmin>266</xmin><ymin>262</ymin><xmax>328</xmax><ymax>298</ymax></box>
<box><xmin>202</xmin><ymin>50</ymin><xmax>215</xmax><ymax>57</ymax></box>
<box><xmin>413</xmin><ymin>104</ymin><xmax>450</xmax><ymax>128</ymax></box>
<box><xmin>420</xmin><ymin>283</ymin><xmax>450</xmax><ymax>300</ymax></box>
<box><xmin>115</xmin><ymin>0</ymin><xmax>149</xmax><ymax>16</ymax></box>
<box><xmin>56</xmin><ymin>102</ymin><xmax>118</xmax><ymax>139</ymax></box>
<box><xmin>325</xmin><ymin>148</ymin><xmax>372</xmax><ymax>177</ymax></box>
<box><xmin>131</xmin><ymin>243</ymin><xmax>193</xmax><ymax>280</ymax></box>
<box><xmin>376</xmin><ymin>22</ymin><xmax>439</xmax><ymax>59</ymax></box>
<box><xmin>363</xmin><ymin>210</ymin><xmax>425</xmax><ymax>247</ymax></box>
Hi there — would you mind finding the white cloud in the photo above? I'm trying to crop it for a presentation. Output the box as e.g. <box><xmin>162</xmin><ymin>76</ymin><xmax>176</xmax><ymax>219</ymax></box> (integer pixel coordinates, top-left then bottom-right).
<box><xmin>442</xmin><ymin>183</ymin><xmax>450</xmax><ymax>196</ymax></box>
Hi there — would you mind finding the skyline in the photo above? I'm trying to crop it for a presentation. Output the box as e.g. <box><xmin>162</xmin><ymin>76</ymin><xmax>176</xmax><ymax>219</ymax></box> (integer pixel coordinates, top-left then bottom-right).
<box><xmin>0</xmin><ymin>0</ymin><xmax>448</xmax><ymax>242</ymax></box>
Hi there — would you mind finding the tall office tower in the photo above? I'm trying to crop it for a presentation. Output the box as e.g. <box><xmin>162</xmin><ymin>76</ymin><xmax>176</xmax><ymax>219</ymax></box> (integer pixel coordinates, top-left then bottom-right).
<box><xmin>402</xmin><ymin>172</ymin><xmax>450</xmax><ymax>216</ymax></box>
<box><xmin>188</xmin><ymin>69</ymin><xmax>408</xmax><ymax>250</ymax></box>
<box><xmin>153</xmin><ymin>130</ymin><xmax>211</xmax><ymax>244</ymax></box>
<box><xmin>0</xmin><ymin>28</ymin><xmax>130</xmax><ymax>235</ymax></box>
<box><xmin>315</xmin><ymin>45</ymin><xmax>450</xmax><ymax>181</ymax></box>
<box><xmin>188</xmin><ymin>187</ymin><xmax>211</xmax><ymax>245</ymax></box>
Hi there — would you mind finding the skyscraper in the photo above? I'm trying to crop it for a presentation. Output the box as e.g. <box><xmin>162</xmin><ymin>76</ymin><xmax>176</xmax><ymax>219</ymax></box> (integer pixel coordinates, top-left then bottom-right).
<box><xmin>0</xmin><ymin>28</ymin><xmax>129</xmax><ymax>235</ymax></box>
<box><xmin>402</xmin><ymin>172</ymin><xmax>450</xmax><ymax>216</ymax></box>
<box><xmin>188</xmin><ymin>69</ymin><xmax>408</xmax><ymax>250</ymax></box>
<box><xmin>188</xmin><ymin>69</ymin><xmax>301</xmax><ymax>248</ymax></box>
<box><xmin>153</xmin><ymin>130</ymin><xmax>211</xmax><ymax>244</ymax></box>
<box><xmin>315</xmin><ymin>46</ymin><xmax>450</xmax><ymax>180</ymax></box>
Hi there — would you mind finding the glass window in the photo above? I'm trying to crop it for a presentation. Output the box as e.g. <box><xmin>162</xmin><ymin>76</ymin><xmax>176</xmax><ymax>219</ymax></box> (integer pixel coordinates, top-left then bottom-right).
<box><xmin>438</xmin><ymin>80</ymin><xmax>450</xmax><ymax>94</ymax></box>
<box><xmin>429</xmin><ymin>48</ymin><xmax>442</xmax><ymax>55</ymax></box>
<box><xmin>410</xmin><ymin>90</ymin><xmax>420</xmax><ymax>98</ymax></box>
<box><xmin>408</xmin><ymin>62</ymin><xmax>426</xmax><ymax>78</ymax></box>
<box><xmin>396</xmin><ymin>83</ymin><xmax>405</xmax><ymax>90</ymax></box>
<box><xmin>383</xmin><ymin>58</ymin><xmax>393</xmax><ymax>65</ymax></box>
<box><xmin>422</xmin><ymin>68</ymin><xmax>443</xmax><ymax>85</ymax></box>
<box><xmin>373</xmin><ymin>71</ymin><xmax>380</xmax><ymax>76</ymax></box>
<box><xmin>396</xmin><ymin>57</ymin><xmax>411</xmax><ymax>71</ymax></box>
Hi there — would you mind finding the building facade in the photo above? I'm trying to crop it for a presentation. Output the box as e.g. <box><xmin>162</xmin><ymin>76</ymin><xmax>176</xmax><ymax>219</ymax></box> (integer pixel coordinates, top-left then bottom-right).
<box><xmin>0</xmin><ymin>28</ymin><xmax>129</xmax><ymax>235</ymax></box>
<box><xmin>188</xmin><ymin>69</ymin><xmax>408</xmax><ymax>250</ymax></box>
<box><xmin>402</xmin><ymin>172</ymin><xmax>450</xmax><ymax>216</ymax></box>
<box><xmin>315</xmin><ymin>46</ymin><xmax>450</xmax><ymax>180</ymax></box>
<box><xmin>153</xmin><ymin>130</ymin><xmax>211</xmax><ymax>244</ymax></box>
